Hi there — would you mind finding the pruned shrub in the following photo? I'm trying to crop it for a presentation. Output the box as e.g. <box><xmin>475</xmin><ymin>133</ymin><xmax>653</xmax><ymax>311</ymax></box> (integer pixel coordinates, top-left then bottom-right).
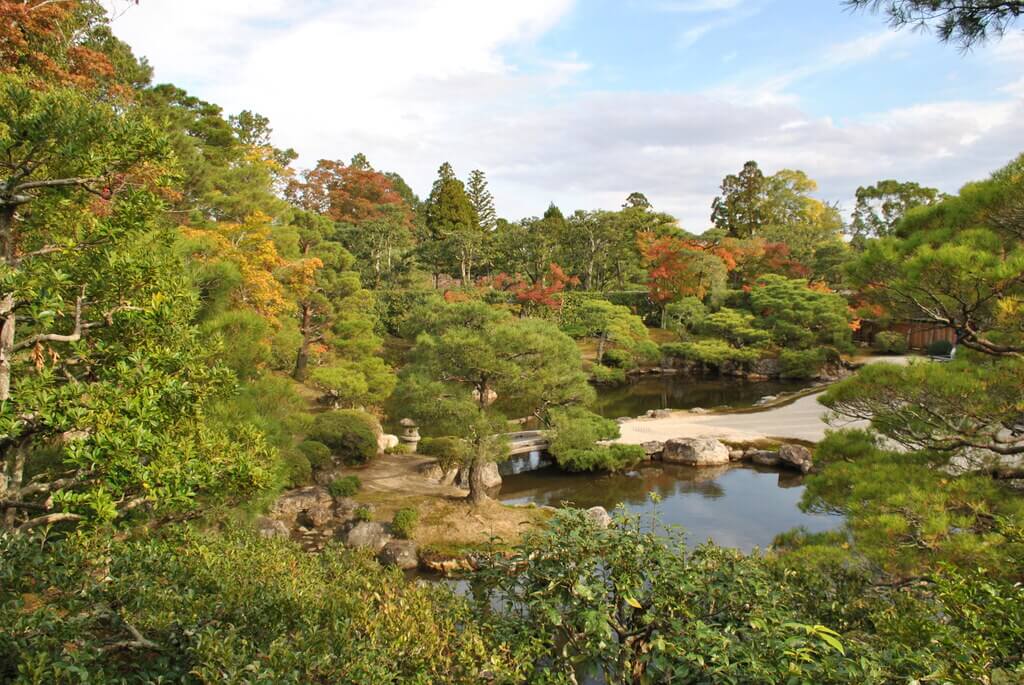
<box><xmin>590</xmin><ymin>364</ymin><xmax>627</xmax><ymax>385</ymax></box>
<box><xmin>281</xmin><ymin>450</ymin><xmax>312</xmax><ymax>487</ymax></box>
<box><xmin>418</xmin><ymin>436</ymin><xmax>469</xmax><ymax>470</ymax></box>
<box><xmin>298</xmin><ymin>440</ymin><xmax>332</xmax><ymax>470</ymax></box>
<box><xmin>555</xmin><ymin>444</ymin><xmax>645</xmax><ymax>472</ymax></box>
<box><xmin>355</xmin><ymin>505</ymin><xmax>373</xmax><ymax>522</ymax></box>
<box><xmin>392</xmin><ymin>508</ymin><xmax>419</xmax><ymax>539</ymax></box>
<box><xmin>927</xmin><ymin>339</ymin><xmax>954</xmax><ymax>357</ymax></box>
<box><xmin>309</xmin><ymin>410</ymin><xmax>380</xmax><ymax>464</ymax></box>
<box><xmin>873</xmin><ymin>331</ymin><xmax>908</xmax><ymax>355</ymax></box>
<box><xmin>779</xmin><ymin>348</ymin><xmax>827</xmax><ymax>379</ymax></box>
<box><xmin>602</xmin><ymin>348</ymin><xmax>632</xmax><ymax>368</ymax></box>
<box><xmin>327</xmin><ymin>475</ymin><xmax>361</xmax><ymax>498</ymax></box>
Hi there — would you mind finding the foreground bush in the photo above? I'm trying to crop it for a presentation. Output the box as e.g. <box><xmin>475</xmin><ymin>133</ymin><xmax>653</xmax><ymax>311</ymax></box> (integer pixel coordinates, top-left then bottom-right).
<box><xmin>474</xmin><ymin>508</ymin><xmax>1024</xmax><ymax>684</ymax></box>
<box><xmin>0</xmin><ymin>530</ymin><xmax>510</xmax><ymax>684</ymax></box>
<box><xmin>309</xmin><ymin>410</ymin><xmax>380</xmax><ymax>464</ymax></box>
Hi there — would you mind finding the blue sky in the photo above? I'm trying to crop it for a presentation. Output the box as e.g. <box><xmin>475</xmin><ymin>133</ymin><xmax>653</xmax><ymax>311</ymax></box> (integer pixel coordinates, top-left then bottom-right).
<box><xmin>109</xmin><ymin>0</ymin><xmax>1023</xmax><ymax>230</ymax></box>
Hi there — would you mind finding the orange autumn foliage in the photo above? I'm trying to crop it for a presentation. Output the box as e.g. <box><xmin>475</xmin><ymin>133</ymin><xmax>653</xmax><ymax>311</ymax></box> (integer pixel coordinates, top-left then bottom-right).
<box><xmin>181</xmin><ymin>214</ymin><xmax>290</xmax><ymax>322</ymax></box>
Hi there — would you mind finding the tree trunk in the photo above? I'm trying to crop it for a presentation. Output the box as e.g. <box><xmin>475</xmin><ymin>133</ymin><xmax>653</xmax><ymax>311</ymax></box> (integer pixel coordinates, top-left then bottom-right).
<box><xmin>467</xmin><ymin>461</ymin><xmax>490</xmax><ymax>506</ymax></box>
<box><xmin>3</xmin><ymin>445</ymin><xmax>26</xmax><ymax>527</ymax></box>
<box><xmin>597</xmin><ymin>333</ymin><xmax>606</xmax><ymax>366</ymax></box>
<box><xmin>0</xmin><ymin>294</ymin><xmax>15</xmax><ymax>402</ymax></box>
<box><xmin>292</xmin><ymin>304</ymin><xmax>313</xmax><ymax>381</ymax></box>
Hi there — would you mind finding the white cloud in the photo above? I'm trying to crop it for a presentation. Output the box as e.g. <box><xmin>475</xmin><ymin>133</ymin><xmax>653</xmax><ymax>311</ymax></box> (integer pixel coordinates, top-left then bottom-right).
<box><xmin>109</xmin><ymin>1</ymin><xmax>1023</xmax><ymax>232</ymax></box>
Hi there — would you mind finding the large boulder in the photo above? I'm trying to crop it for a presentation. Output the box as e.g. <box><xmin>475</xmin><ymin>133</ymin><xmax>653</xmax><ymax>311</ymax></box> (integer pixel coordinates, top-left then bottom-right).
<box><xmin>341</xmin><ymin>521</ymin><xmax>392</xmax><ymax>552</ymax></box>
<box><xmin>418</xmin><ymin>461</ymin><xmax>460</xmax><ymax>485</ymax></box>
<box><xmin>378</xmin><ymin>540</ymin><xmax>419</xmax><ymax>570</ymax></box>
<box><xmin>662</xmin><ymin>438</ymin><xmax>730</xmax><ymax>466</ymax></box>
<box><xmin>378</xmin><ymin>433</ymin><xmax>400</xmax><ymax>452</ymax></box>
<box><xmin>748</xmin><ymin>357</ymin><xmax>782</xmax><ymax>379</ymax></box>
<box><xmin>586</xmin><ymin>506</ymin><xmax>613</xmax><ymax>529</ymax></box>
<box><xmin>748</xmin><ymin>450</ymin><xmax>780</xmax><ymax>467</ymax></box>
<box><xmin>641</xmin><ymin>441</ymin><xmax>665</xmax><ymax>460</ymax></box>
<box><xmin>778</xmin><ymin>444</ymin><xmax>814</xmax><ymax>473</ymax></box>
<box><xmin>456</xmin><ymin>462</ymin><xmax>502</xmax><ymax>490</ymax></box>
<box><xmin>255</xmin><ymin>516</ymin><xmax>289</xmax><ymax>539</ymax></box>
<box><xmin>271</xmin><ymin>486</ymin><xmax>334</xmax><ymax>528</ymax></box>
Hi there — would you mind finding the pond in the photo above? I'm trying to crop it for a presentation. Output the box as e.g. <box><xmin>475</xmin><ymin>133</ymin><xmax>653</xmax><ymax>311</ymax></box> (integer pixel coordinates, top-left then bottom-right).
<box><xmin>499</xmin><ymin>462</ymin><xmax>841</xmax><ymax>551</ymax></box>
<box><xmin>591</xmin><ymin>374</ymin><xmax>811</xmax><ymax>419</ymax></box>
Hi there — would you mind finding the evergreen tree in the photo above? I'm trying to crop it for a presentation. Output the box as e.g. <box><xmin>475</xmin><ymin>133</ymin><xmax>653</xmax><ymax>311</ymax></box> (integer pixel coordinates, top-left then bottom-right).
<box><xmin>466</xmin><ymin>169</ymin><xmax>496</xmax><ymax>232</ymax></box>
<box><xmin>423</xmin><ymin>162</ymin><xmax>479</xmax><ymax>284</ymax></box>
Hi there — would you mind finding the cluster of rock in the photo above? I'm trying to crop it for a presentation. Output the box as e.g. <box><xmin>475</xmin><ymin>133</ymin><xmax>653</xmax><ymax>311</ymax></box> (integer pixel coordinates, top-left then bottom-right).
<box><xmin>637</xmin><ymin>437</ymin><xmax>814</xmax><ymax>473</ymax></box>
<box><xmin>257</xmin><ymin>486</ymin><xmax>419</xmax><ymax>570</ymax></box>
<box><xmin>654</xmin><ymin>355</ymin><xmax>852</xmax><ymax>382</ymax></box>
<box><xmin>417</xmin><ymin>461</ymin><xmax>503</xmax><ymax>492</ymax></box>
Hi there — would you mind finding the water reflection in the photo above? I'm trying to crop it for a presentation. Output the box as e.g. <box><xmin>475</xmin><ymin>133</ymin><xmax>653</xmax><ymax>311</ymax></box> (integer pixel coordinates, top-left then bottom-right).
<box><xmin>592</xmin><ymin>375</ymin><xmax>809</xmax><ymax>418</ymax></box>
<box><xmin>500</xmin><ymin>463</ymin><xmax>841</xmax><ymax>551</ymax></box>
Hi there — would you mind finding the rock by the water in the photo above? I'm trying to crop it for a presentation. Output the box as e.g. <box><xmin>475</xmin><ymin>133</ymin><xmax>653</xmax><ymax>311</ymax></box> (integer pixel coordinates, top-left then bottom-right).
<box><xmin>641</xmin><ymin>441</ymin><xmax>665</xmax><ymax>460</ymax></box>
<box><xmin>689</xmin><ymin>407</ymin><xmax>709</xmax><ymax>415</ymax></box>
<box><xmin>646</xmin><ymin>408</ymin><xmax>672</xmax><ymax>419</ymax></box>
<box><xmin>615</xmin><ymin>416</ymin><xmax>633</xmax><ymax>424</ymax></box>
<box><xmin>662</xmin><ymin>438</ymin><xmax>730</xmax><ymax>466</ymax></box>
<box><xmin>728</xmin><ymin>449</ymin><xmax>745</xmax><ymax>462</ymax></box>
<box><xmin>457</xmin><ymin>462</ymin><xmax>502</xmax><ymax>490</ymax></box>
<box><xmin>749</xmin><ymin>450</ymin><xmax>780</xmax><ymax>467</ymax></box>
<box><xmin>378</xmin><ymin>540</ymin><xmax>419</xmax><ymax>569</ymax></box>
<box><xmin>778</xmin><ymin>444</ymin><xmax>814</xmax><ymax>473</ymax></box>
<box><xmin>586</xmin><ymin>506</ymin><xmax>612</xmax><ymax>528</ymax></box>
<box><xmin>255</xmin><ymin>516</ymin><xmax>289</xmax><ymax>539</ymax></box>
<box><xmin>342</xmin><ymin>521</ymin><xmax>392</xmax><ymax>552</ymax></box>
<box><xmin>272</xmin><ymin>486</ymin><xmax>335</xmax><ymax>528</ymax></box>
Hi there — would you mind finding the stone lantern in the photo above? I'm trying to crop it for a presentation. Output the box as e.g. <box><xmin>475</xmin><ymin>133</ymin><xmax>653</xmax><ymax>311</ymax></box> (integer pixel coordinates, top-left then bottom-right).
<box><xmin>398</xmin><ymin>418</ymin><xmax>421</xmax><ymax>453</ymax></box>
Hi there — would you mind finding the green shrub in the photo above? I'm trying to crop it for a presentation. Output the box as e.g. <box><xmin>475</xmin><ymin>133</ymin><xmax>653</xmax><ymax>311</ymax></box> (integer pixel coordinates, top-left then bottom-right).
<box><xmin>385</xmin><ymin>443</ymin><xmax>412</xmax><ymax>455</ymax></box>
<box><xmin>927</xmin><ymin>339</ymin><xmax>954</xmax><ymax>356</ymax></box>
<box><xmin>555</xmin><ymin>444</ymin><xmax>645</xmax><ymax>472</ymax></box>
<box><xmin>417</xmin><ymin>436</ymin><xmax>470</xmax><ymax>470</ymax></box>
<box><xmin>327</xmin><ymin>475</ymin><xmax>361</xmax><ymax>498</ymax></box>
<box><xmin>590</xmin><ymin>364</ymin><xmax>627</xmax><ymax>385</ymax></box>
<box><xmin>548</xmin><ymin>407</ymin><xmax>636</xmax><ymax>472</ymax></box>
<box><xmin>778</xmin><ymin>348</ymin><xmax>827</xmax><ymax>378</ymax></box>
<box><xmin>602</xmin><ymin>348</ymin><xmax>632</xmax><ymax>368</ymax></box>
<box><xmin>0</xmin><ymin>529</ymin><xmax>509</xmax><ymax>683</ymax></box>
<box><xmin>309</xmin><ymin>410</ymin><xmax>380</xmax><ymax>464</ymax></box>
<box><xmin>392</xmin><ymin>508</ymin><xmax>419</xmax><ymax>539</ymax></box>
<box><xmin>873</xmin><ymin>331</ymin><xmax>908</xmax><ymax>354</ymax></box>
<box><xmin>297</xmin><ymin>440</ymin><xmax>332</xmax><ymax>470</ymax></box>
<box><xmin>355</xmin><ymin>505</ymin><xmax>372</xmax><ymax>522</ymax></box>
<box><xmin>779</xmin><ymin>347</ymin><xmax>827</xmax><ymax>379</ymax></box>
<box><xmin>281</xmin><ymin>449</ymin><xmax>312</xmax><ymax>487</ymax></box>
<box><xmin>660</xmin><ymin>339</ymin><xmax>761</xmax><ymax>368</ymax></box>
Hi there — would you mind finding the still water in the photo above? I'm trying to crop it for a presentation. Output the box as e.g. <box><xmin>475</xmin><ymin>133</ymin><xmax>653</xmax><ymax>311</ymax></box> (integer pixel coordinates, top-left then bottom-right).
<box><xmin>592</xmin><ymin>375</ymin><xmax>810</xmax><ymax>418</ymax></box>
<box><xmin>499</xmin><ymin>462</ymin><xmax>841</xmax><ymax>551</ymax></box>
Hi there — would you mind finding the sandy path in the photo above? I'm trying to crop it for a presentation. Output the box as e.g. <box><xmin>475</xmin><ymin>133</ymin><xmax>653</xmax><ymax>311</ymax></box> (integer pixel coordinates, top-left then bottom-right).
<box><xmin>616</xmin><ymin>356</ymin><xmax>911</xmax><ymax>445</ymax></box>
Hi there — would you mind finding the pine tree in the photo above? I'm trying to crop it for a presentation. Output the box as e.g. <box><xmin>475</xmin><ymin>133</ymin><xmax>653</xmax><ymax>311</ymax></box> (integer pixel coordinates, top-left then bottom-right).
<box><xmin>424</xmin><ymin>162</ymin><xmax>478</xmax><ymax>284</ymax></box>
<box><xmin>467</xmin><ymin>169</ymin><xmax>497</xmax><ymax>232</ymax></box>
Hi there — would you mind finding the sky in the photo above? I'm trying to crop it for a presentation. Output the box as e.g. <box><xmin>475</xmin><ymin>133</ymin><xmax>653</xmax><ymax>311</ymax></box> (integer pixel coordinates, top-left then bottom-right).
<box><xmin>107</xmin><ymin>0</ymin><xmax>1024</xmax><ymax>231</ymax></box>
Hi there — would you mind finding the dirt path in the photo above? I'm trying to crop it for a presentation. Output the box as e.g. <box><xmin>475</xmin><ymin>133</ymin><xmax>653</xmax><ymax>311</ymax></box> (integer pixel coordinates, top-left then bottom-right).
<box><xmin>616</xmin><ymin>356</ymin><xmax>911</xmax><ymax>445</ymax></box>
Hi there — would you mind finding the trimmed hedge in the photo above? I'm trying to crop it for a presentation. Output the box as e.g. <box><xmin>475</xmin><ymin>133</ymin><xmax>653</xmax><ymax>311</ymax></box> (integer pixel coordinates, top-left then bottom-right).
<box><xmin>309</xmin><ymin>410</ymin><xmax>380</xmax><ymax>464</ymax></box>
<box><xmin>297</xmin><ymin>440</ymin><xmax>332</xmax><ymax>470</ymax></box>
<box><xmin>328</xmin><ymin>475</ymin><xmax>361</xmax><ymax>498</ymax></box>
